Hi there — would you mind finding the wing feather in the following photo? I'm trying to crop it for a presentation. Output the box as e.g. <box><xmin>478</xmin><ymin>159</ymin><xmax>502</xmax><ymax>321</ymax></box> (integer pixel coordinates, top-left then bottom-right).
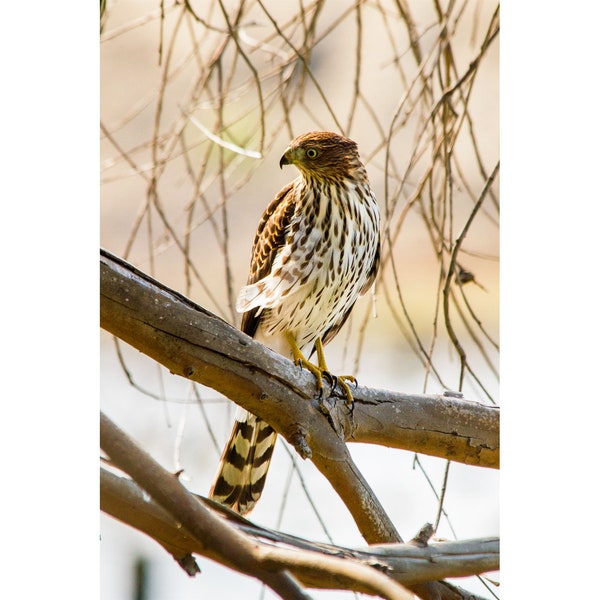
<box><xmin>240</xmin><ymin>181</ymin><xmax>296</xmax><ymax>337</ymax></box>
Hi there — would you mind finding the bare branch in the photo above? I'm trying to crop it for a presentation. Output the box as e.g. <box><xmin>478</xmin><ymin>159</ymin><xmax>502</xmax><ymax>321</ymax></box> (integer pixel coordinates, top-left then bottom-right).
<box><xmin>101</xmin><ymin>466</ymin><xmax>499</xmax><ymax>590</ymax></box>
<box><xmin>100</xmin><ymin>247</ymin><xmax>498</xmax><ymax>600</ymax></box>
<box><xmin>100</xmin><ymin>417</ymin><xmax>416</xmax><ymax>600</ymax></box>
<box><xmin>100</xmin><ymin>248</ymin><xmax>498</xmax><ymax>470</ymax></box>
<box><xmin>100</xmin><ymin>249</ymin><xmax>402</xmax><ymax>545</ymax></box>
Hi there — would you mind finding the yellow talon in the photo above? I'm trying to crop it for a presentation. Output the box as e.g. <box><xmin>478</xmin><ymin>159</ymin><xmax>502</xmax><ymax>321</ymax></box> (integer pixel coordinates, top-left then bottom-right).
<box><xmin>332</xmin><ymin>375</ymin><xmax>356</xmax><ymax>407</ymax></box>
<box><xmin>285</xmin><ymin>333</ymin><xmax>356</xmax><ymax>407</ymax></box>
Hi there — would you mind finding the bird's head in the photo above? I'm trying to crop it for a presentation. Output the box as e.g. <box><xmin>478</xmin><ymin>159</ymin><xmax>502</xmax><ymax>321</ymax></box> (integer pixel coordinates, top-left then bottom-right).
<box><xmin>279</xmin><ymin>131</ymin><xmax>367</xmax><ymax>183</ymax></box>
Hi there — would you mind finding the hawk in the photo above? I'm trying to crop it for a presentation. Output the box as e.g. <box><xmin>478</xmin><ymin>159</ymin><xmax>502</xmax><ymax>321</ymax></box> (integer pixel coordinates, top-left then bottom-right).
<box><xmin>209</xmin><ymin>131</ymin><xmax>380</xmax><ymax>515</ymax></box>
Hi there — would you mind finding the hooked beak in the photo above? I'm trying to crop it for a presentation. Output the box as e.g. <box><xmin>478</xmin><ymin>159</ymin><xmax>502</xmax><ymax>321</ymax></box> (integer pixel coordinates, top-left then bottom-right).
<box><xmin>279</xmin><ymin>148</ymin><xmax>291</xmax><ymax>169</ymax></box>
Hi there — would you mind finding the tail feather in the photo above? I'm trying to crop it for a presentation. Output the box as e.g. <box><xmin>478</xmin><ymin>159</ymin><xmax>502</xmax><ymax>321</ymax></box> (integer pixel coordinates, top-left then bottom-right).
<box><xmin>209</xmin><ymin>409</ymin><xmax>278</xmax><ymax>515</ymax></box>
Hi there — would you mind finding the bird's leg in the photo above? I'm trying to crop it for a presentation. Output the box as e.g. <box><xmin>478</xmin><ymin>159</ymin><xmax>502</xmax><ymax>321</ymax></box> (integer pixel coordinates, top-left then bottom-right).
<box><xmin>315</xmin><ymin>338</ymin><xmax>356</xmax><ymax>408</ymax></box>
<box><xmin>285</xmin><ymin>333</ymin><xmax>355</xmax><ymax>407</ymax></box>
<box><xmin>285</xmin><ymin>332</ymin><xmax>328</xmax><ymax>393</ymax></box>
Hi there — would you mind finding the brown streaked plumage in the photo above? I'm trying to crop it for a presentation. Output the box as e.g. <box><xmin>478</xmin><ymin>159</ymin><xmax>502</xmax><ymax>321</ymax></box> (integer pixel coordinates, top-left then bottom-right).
<box><xmin>209</xmin><ymin>131</ymin><xmax>380</xmax><ymax>515</ymax></box>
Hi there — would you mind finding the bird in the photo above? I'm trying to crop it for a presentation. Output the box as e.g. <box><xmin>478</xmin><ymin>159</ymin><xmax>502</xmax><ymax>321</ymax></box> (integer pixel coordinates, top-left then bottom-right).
<box><xmin>209</xmin><ymin>131</ymin><xmax>380</xmax><ymax>515</ymax></box>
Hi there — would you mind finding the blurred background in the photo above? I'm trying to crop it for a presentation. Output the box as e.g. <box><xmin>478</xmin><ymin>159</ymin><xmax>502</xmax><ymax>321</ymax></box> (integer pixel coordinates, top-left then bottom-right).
<box><xmin>100</xmin><ymin>1</ymin><xmax>499</xmax><ymax>598</ymax></box>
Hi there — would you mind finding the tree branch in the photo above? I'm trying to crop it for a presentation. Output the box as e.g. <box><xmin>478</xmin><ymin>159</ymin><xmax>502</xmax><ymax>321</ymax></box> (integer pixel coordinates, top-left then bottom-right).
<box><xmin>99</xmin><ymin>248</ymin><xmax>498</xmax><ymax>468</ymax></box>
<box><xmin>101</xmin><ymin>465</ymin><xmax>499</xmax><ymax>590</ymax></box>
<box><xmin>100</xmin><ymin>248</ymin><xmax>498</xmax><ymax>600</ymax></box>
<box><xmin>101</xmin><ymin>414</ymin><xmax>416</xmax><ymax>600</ymax></box>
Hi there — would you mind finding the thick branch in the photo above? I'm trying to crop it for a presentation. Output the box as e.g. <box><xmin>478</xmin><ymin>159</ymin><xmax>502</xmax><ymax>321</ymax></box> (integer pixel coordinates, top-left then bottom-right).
<box><xmin>101</xmin><ymin>465</ymin><xmax>499</xmax><ymax>589</ymax></box>
<box><xmin>100</xmin><ymin>248</ymin><xmax>497</xmax><ymax>600</ymax></box>
<box><xmin>99</xmin><ymin>249</ymin><xmax>498</xmax><ymax>467</ymax></box>
<box><xmin>100</xmin><ymin>249</ymin><xmax>402</xmax><ymax>544</ymax></box>
<box><xmin>100</xmin><ymin>414</ymin><xmax>415</xmax><ymax>600</ymax></box>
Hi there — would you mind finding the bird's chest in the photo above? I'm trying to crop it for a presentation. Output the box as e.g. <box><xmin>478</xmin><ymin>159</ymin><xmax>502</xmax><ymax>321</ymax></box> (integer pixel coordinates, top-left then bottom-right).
<box><xmin>278</xmin><ymin>187</ymin><xmax>376</xmax><ymax>332</ymax></box>
<box><xmin>259</xmin><ymin>181</ymin><xmax>378</xmax><ymax>348</ymax></box>
<box><xmin>295</xmin><ymin>186</ymin><xmax>376</xmax><ymax>286</ymax></box>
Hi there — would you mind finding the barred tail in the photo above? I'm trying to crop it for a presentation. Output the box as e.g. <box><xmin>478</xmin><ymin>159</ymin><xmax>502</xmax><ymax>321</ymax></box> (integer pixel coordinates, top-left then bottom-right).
<box><xmin>209</xmin><ymin>409</ymin><xmax>278</xmax><ymax>515</ymax></box>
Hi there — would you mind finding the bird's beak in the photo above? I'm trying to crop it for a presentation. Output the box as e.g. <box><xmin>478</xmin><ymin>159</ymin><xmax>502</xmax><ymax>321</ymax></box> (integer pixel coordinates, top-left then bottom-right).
<box><xmin>279</xmin><ymin>148</ymin><xmax>291</xmax><ymax>169</ymax></box>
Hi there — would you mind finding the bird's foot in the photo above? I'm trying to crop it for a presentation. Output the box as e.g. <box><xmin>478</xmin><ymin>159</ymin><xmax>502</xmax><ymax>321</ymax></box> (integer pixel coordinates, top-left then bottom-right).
<box><xmin>294</xmin><ymin>355</ymin><xmax>329</xmax><ymax>394</ymax></box>
<box><xmin>297</xmin><ymin>360</ymin><xmax>356</xmax><ymax>411</ymax></box>
<box><xmin>286</xmin><ymin>333</ymin><xmax>357</xmax><ymax>410</ymax></box>
<box><xmin>323</xmin><ymin>372</ymin><xmax>356</xmax><ymax>408</ymax></box>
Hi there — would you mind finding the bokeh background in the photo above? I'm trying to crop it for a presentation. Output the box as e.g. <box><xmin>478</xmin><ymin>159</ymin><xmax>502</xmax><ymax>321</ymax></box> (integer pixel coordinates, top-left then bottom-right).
<box><xmin>100</xmin><ymin>1</ymin><xmax>499</xmax><ymax>598</ymax></box>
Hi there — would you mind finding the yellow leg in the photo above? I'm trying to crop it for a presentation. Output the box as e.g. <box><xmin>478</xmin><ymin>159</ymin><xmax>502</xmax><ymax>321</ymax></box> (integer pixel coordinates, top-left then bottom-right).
<box><xmin>285</xmin><ymin>333</ymin><xmax>356</xmax><ymax>406</ymax></box>
<box><xmin>285</xmin><ymin>331</ymin><xmax>325</xmax><ymax>390</ymax></box>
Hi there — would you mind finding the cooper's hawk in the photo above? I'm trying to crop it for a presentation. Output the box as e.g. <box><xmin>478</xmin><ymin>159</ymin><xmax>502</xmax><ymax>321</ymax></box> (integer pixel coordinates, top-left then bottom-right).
<box><xmin>209</xmin><ymin>131</ymin><xmax>380</xmax><ymax>515</ymax></box>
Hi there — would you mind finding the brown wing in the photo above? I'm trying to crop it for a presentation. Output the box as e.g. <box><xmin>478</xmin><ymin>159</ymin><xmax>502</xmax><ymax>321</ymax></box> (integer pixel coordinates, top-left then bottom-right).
<box><xmin>241</xmin><ymin>181</ymin><xmax>297</xmax><ymax>337</ymax></box>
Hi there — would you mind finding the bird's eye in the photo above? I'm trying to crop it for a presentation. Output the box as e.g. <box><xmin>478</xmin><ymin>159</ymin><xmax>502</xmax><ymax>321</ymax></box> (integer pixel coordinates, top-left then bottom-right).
<box><xmin>306</xmin><ymin>147</ymin><xmax>319</xmax><ymax>159</ymax></box>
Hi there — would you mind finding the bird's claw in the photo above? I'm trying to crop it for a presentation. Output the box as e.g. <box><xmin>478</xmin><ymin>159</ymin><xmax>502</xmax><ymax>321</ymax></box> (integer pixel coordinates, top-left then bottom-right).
<box><xmin>323</xmin><ymin>370</ymin><xmax>336</xmax><ymax>387</ymax></box>
<box><xmin>288</xmin><ymin>335</ymin><xmax>356</xmax><ymax>413</ymax></box>
<box><xmin>334</xmin><ymin>375</ymin><xmax>356</xmax><ymax>413</ymax></box>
